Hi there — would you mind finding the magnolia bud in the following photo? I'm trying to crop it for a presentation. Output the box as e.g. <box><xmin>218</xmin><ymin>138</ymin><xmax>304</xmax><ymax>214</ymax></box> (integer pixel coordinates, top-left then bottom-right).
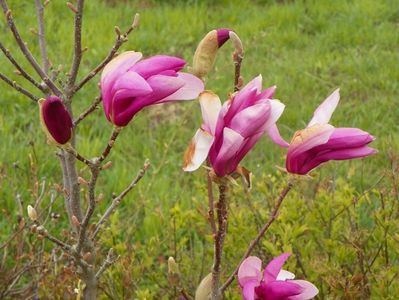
<box><xmin>78</xmin><ymin>176</ymin><xmax>88</xmax><ymax>185</ymax></box>
<box><xmin>192</xmin><ymin>28</ymin><xmax>233</xmax><ymax>78</ymax></box>
<box><xmin>72</xmin><ymin>215</ymin><xmax>80</xmax><ymax>227</ymax></box>
<box><xmin>38</xmin><ymin>96</ymin><xmax>73</xmax><ymax>146</ymax></box>
<box><xmin>195</xmin><ymin>273</ymin><xmax>212</xmax><ymax>300</ymax></box>
<box><xmin>168</xmin><ymin>257</ymin><xmax>180</xmax><ymax>286</ymax></box>
<box><xmin>27</xmin><ymin>205</ymin><xmax>38</xmax><ymax>221</ymax></box>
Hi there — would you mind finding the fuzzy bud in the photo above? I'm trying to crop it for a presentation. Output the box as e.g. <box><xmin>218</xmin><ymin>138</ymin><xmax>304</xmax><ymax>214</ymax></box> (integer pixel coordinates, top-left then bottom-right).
<box><xmin>27</xmin><ymin>205</ymin><xmax>38</xmax><ymax>221</ymax></box>
<box><xmin>195</xmin><ymin>273</ymin><xmax>212</xmax><ymax>300</ymax></box>
<box><xmin>168</xmin><ymin>257</ymin><xmax>180</xmax><ymax>286</ymax></box>
<box><xmin>38</xmin><ymin>96</ymin><xmax>73</xmax><ymax>146</ymax></box>
<box><xmin>72</xmin><ymin>215</ymin><xmax>80</xmax><ymax>227</ymax></box>
<box><xmin>192</xmin><ymin>28</ymin><xmax>234</xmax><ymax>79</ymax></box>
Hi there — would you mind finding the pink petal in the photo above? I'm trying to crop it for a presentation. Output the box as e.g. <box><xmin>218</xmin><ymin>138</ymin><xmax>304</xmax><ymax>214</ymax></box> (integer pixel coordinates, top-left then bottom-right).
<box><xmin>183</xmin><ymin>128</ymin><xmax>214</xmax><ymax>172</ymax></box>
<box><xmin>263</xmin><ymin>253</ymin><xmax>291</xmax><ymax>283</ymax></box>
<box><xmin>223</xmin><ymin>88</ymin><xmax>258</xmax><ymax>125</ymax></box>
<box><xmin>216</xmin><ymin>28</ymin><xmax>232</xmax><ymax>47</ymax></box>
<box><xmin>130</xmin><ymin>55</ymin><xmax>186</xmax><ymax>79</ymax></box>
<box><xmin>229</xmin><ymin>101</ymin><xmax>271</xmax><ymax>138</ymax></box>
<box><xmin>257</xmin><ymin>280</ymin><xmax>303</xmax><ymax>300</ymax></box>
<box><xmin>263</xmin><ymin>99</ymin><xmax>285</xmax><ymax>131</ymax></box>
<box><xmin>256</xmin><ymin>85</ymin><xmax>276</xmax><ymax>101</ymax></box>
<box><xmin>308</xmin><ymin>88</ymin><xmax>340</xmax><ymax>127</ymax></box>
<box><xmin>277</xmin><ymin>269</ymin><xmax>296</xmax><ymax>281</ymax></box>
<box><xmin>238</xmin><ymin>256</ymin><xmax>263</xmax><ymax>286</ymax></box>
<box><xmin>287</xmin><ymin>280</ymin><xmax>319</xmax><ymax>300</ymax></box>
<box><xmin>212</xmin><ymin>127</ymin><xmax>245</xmax><ymax>176</ymax></box>
<box><xmin>313</xmin><ymin>127</ymin><xmax>374</xmax><ymax>151</ymax></box>
<box><xmin>157</xmin><ymin>72</ymin><xmax>204</xmax><ymax>103</ymax></box>
<box><xmin>267</xmin><ymin>124</ymin><xmax>289</xmax><ymax>148</ymax></box>
<box><xmin>241</xmin><ymin>280</ymin><xmax>259</xmax><ymax>300</ymax></box>
<box><xmin>198</xmin><ymin>91</ymin><xmax>222</xmax><ymax>135</ymax></box>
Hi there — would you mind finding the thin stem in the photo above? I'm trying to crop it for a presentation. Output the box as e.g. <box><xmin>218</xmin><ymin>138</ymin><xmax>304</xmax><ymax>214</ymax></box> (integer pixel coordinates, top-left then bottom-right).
<box><xmin>0</xmin><ymin>72</ymin><xmax>39</xmax><ymax>102</ymax></box>
<box><xmin>0</xmin><ymin>42</ymin><xmax>46</xmax><ymax>92</ymax></box>
<box><xmin>0</xmin><ymin>0</ymin><xmax>63</xmax><ymax>97</ymax></box>
<box><xmin>211</xmin><ymin>182</ymin><xmax>228</xmax><ymax>300</ymax></box>
<box><xmin>64</xmin><ymin>146</ymin><xmax>92</xmax><ymax>167</ymax></box>
<box><xmin>233</xmin><ymin>55</ymin><xmax>243</xmax><ymax>92</ymax></box>
<box><xmin>72</xmin><ymin>13</ymin><xmax>140</xmax><ymax>94</ymax></box>
<box><xmin>95</xmin><ymin>248</ymin><xmax>119</xmax><ymax>279</ymax></box>
<box><xmin>220</xmin><ymin>181</ymin><xmax>293</xmax><ymax>292</ymax></box>
<box><xmin>92</xmin><ymin>160</ymin><xmax>150</xmax><ymax>239</ymax></box>
<box><xmin>73</xmin><ymin>95</ymin><xmax>102</xmax><ymax>127</ymax></box>
<box><xmin>76</xmin><ymin>167</ymin><xmax>99</xmax><ymax>254</ymax></box>
<box><xmin>67</xmin><ymin>0</ymin><xmax>84</xmax><ymax>89</ymax></box>
<box><xmin>98</xmin><ymin>126</ymin><xmax>122</xmax><ymax>163</ymax></box>
<box><xmin>34</xmin><ymin>0</ymin><xmax>49</xmax><ymax>74</ymax></box>
<box><xmin>207</xmin><ymin>168</ymin><xmax>217</xmax><ymax>236</ymax></box>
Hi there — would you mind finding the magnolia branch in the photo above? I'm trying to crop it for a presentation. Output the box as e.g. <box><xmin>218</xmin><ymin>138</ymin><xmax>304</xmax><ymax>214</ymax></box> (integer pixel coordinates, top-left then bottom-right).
<box><xmin>220</xmin><ymin>181</ymin><xmax>293</xmax><ymax>292</ymax></box>
<box><xmin>0</xmin><ymin>0</ymin><xmax>63</xmax><ymax>97</ymax></box>
<box><xmin>67</xmin><ymin>0</ymin><xmax>84</xmax><ymax>89</ymax></box>
<box><xmin>211</xmin><ymin>182</ymin><xmax>228</xmax><ymax>300</ymax></box>
<box><xmin>99</xmin><ymin>126</ymin><xmax>122</xmax><ymax>163</ymax></box>
<box><xmin>0</xmin><ymin>72</ymin><xmax>39</xmax><ymax>102</ymax></box>
<box><xmin>207</xmin><ymin>168</ymin><xmax>217</xmax><ymax>236</ymax></box>
<box><xmin>92</xmin><ymin>160</ymin><xmax>150</xmax><ymax>238</ymax></box>
<box><xmin>72</xmin><ymin>13</ymin><xmax>140</xmax><ymax>94</ymax></box>
<box><xmin>95</xmin><ymin>248</ymin><xmax>119</xmax><ymax>279</ymax></box>
<box><xmin>73</xmin><ymin>95</ymin><xmax>102</xmax><ymax>127</ymax></box>
<box><xmin>0</xmin><ymin>42</ymin><xmax>46</xmax><ymax>92</ymax></box>
<box><xmin>34</xmin><ymin>0</ymin><xmax>49</xmax><ymax>74</ymax></box>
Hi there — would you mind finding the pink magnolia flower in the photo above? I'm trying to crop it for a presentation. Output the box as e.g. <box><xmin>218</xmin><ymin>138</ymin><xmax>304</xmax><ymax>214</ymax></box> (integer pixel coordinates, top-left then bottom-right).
<box><xmin>100</xmin><ymin>51</ymin><xmax>204</xmax><ymax>127</ymax></box>
<box><xmin>238</xmin><ymin>254</ymin><xmax>318</xmax><ymax>300</ymax></box>
<box><xmin>38</xmin><ymin>96</ymin><xmax>73</xmax><ymax>145</ymax></box>
<box><xmin>183</xmin><ymin>75</ymin><xmax>287</xmax><ymax>177</ymax></box>
<box><xmin>286</xmin><ymin>89</ymin><xmax>376</xmax><ymax>175</ymax></box>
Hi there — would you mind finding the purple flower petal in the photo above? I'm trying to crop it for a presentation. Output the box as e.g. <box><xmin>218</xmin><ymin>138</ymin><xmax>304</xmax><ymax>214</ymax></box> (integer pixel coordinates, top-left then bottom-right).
<box><xmin>130</xmin><ymin>55</ymin><xmax>186</xmax><ymax>79</ymax></box>
<box><xmin>216</xmin><ymin>28</ymin><xmax>232</xmax><ymax>47</ymax></box>
<box><xmin>257</xmin><ymin>280</ymin><xmax>303</xmax><ymax>300</ymax></box>
<box><xmin>263</xmin><ymin>253</ymin><xmax>291</xmax><ymax>284</ymax></box>
<box><xmin>287</xmin><ymin>280</ymin><xmax>319</xmax><ymax>300</ymax></box>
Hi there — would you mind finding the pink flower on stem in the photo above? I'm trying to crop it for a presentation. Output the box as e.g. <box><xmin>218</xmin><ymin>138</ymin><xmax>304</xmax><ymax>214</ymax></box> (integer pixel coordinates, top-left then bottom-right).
<box><xmin>100</xmin><ymin>51</ymin><xmax>204</xmax><ymax>127</ymax></box>
<box><xmin>183</xmin><ymin>75</ymin><xmax>287</xmax><ymax>177</ymax></box>
<box><xmin>238</xmin><ymin>254</ymin><xmax>318</xmax><ymax>300</ymax></box>
<box><xmin>38</xmin><ymin>96</ymin><xmax>73</xmax><ymax>145</ymax></box>
<box><xmin>286</xmin><ymin>89</ymin><xmax>376</xmax><ymax>175</ymax></box>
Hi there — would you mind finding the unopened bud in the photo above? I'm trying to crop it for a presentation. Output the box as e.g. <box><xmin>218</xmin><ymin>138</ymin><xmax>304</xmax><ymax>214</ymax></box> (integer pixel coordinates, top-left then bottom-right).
<box><xmin>31</xmin><ymin>224</ymin><xmax>38</xmax><ymax>233</ymax></box>
<box><xmin>27</xmin><ymin>205</ymin><xmax>38</xmax><ymax>221</ymax></box>
<box><xmin>83</xmin><ymin>252</ymin><xmax>92</xmax><ymax>261</ymax></box>
<box><xmin>132</xmin><ymin>13</ymin><xmax>140</xmax><ymax>28</ymax></box>
<box><xmin>192</xmin><ymin>28</ymin><xmax>234</xmax><ymax>79</ymax></box>
<box><xmin>101</xmin><ymin>161</ymin><xmax>113</xmax><ymax>170</ymax></box>
<box><xmin>167</xmin><ymin>257</ymin><xmax>180</xmax><ymax>286</ymax></box>
<box><xmin>78</xmin><ymin>176</ymin><xmax>88</xmax><ymax>185</ymax></box>
<box><xmin>195</xmin><ymin>273</ymin><xmax>212</xmax><ymax>300</ymax></box>
<box><xmin>72</xmin><ymin>215</ymin><xmax>80</xmax><ymax>227</ymax></box>
<box><xmin>114</xmin><ymin>26</ymin><xmax>121</xmax><ymax>36</ymax></box>
<box><xmin>66</xmin><ymin>2</ymin><xmax>78</xmax><ymax>13</ymax></box>
<box><xmin>38</xmin><ymin>96</ymin><xmax>73</xmax><ymax>146</ymax></box>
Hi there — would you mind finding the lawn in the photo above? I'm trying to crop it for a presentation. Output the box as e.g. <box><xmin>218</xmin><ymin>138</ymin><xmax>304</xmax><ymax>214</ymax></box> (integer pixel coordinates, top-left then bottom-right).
<box><xmin>0</xmin><ymin>0</ymin><xmax>398</xmax><ymax>299</ymax></box>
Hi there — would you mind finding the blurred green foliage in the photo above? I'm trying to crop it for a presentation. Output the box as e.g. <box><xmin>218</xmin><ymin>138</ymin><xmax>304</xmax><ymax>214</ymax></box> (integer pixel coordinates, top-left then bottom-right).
<box><xmin>0</xmin><ymin>0</ymin><xmax>398</xmax><ymax>298</ymax></box>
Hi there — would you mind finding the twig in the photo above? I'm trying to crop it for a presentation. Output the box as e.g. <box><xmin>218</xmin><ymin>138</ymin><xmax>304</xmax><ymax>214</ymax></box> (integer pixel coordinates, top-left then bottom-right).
<box><xmin>73</xmin><ymin>95</ymin><xmax>102</xmax><ymax>127</ymax></box>
<box><xmin>67</xmin><ymin>0</ymin><xmax>84</xmax><ymax>90</ymax></box>
<box><xmin>220</xmin><ymin>181</ymin><xmax>293</xmax><ymax>292</ymax></box>
<box><xmin>34</xmin><ymin>0</ymin><xmax>49</xmax><ymax>74</ymax></box>
<box><xmin>64</xmin><ymin>146</ymin><xmax>92</xmax><ymax>166</ymax></box>
<box><xmin>0</xmin><ymin>0</ymin><xmax>63</xmax><ymax>97</ymax></box>
<box><xmin>76</xmin><ymin>167</ymin><xmax>99</xmax><ymax>254</ymax></box>
<box><xmin>0</xmin><ymin>72</ymin><xmax>39</xmax><ymax>102</ymax></box>
<box><xmin>95</xmin><ymin>248</ymin><xmax>119</xmax><ymax>279</ymax></box>
<box><xmin>98</xmin><ymin>126</ymin><xmax>122</xmax><ymax>163</ymax></box>
<box><xmin>72</xmin><ymin>13</ymin><xmax>140</xmax><ymax>94</ymax></box>
<box><xmin>0</xmin><ymin>42</ymin><xmax>46</xmax><ymax>92</ymax></box>
<box><xmin>211</xmin><ymin>182</ymin><xmax>228</xmax><ymax>300</ymax></box>
<box><xmin>207</xmin><ymin>167</ymin><xmax>217</xmax><ymax>236</ymax></box>
<box><xmin>92</xmin><ymin>160</ymin><xmax>150</xmax><ymax>239</ymax></box>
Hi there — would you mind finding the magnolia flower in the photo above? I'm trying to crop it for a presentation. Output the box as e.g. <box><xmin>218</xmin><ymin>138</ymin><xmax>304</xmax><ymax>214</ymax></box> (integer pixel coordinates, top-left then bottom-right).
<box><xmin>192</xmin><ymin>28</ymin><xmax>242</xmax><ymax>78</ymax></box>
<box><xmin>286</xmin><ymin>89</ymin><xmax>376</xmax><ymax>175</ymax></box>
<box><xmin>38</xmin><ymin>96</ymin><xmax>73</xmax><ymax>145</ymax></box>
<box><xmin>238</xmin><ymin>254</ymin><xmax>318</xmax><ymax>300</ymax></box>
<box><xmin>100</xmin><ymin>51</ymin><xmax>204</xmax><ymax>127</ymax></box>
<box><xmin>183</xmin><ymin>75</ymin><xmax>287</xmax><ymax>177</ymax></box>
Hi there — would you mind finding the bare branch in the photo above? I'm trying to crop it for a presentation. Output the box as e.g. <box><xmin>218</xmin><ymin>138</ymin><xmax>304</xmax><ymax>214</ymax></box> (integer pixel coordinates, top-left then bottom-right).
<box><xmin>220</xmin><ymin>181</ymin><xmax>293</xmax><ymax>292</ymax></box>
<box><xmin>98</xmin><ymin>126</ymin><xmax>122</xmax><ymax>163</ymax></box>
<box><xmin>0</xmin><ymin>42</ymin><xmax>46</xmax><ymax>92</ymax></box>
<box><xmin>72</xmin><ymin>13</ymin><xmax>140</xmax><ymax>94</ymax></box>
<box><xmin>95</xmin><ymin>248</ymin><xmax>119</xmax><ymax>279</ymax></box>
<box><xmin>0</xmin><ymin>72</ymin><xmax>39</xmax><ymax>102</ymax></box>
<box><xmin>64</xmin><ymin>146</ymin><xmax>93</xmax><ymax>167</ymax></box>
<box><xmin>92</xmin><ymin>160</ymin><xmax>150</xmax><ymax>238</ymax></box>
<box><xmin>207</xmin><ymin>165</ymin><xmax>217</xmax><ymax>236</ymax></box>
<box><xmin>0</xmin><ymin>0</ymin><xmax>63</xmax><ymax>97</ymax></box>
<box><xmin>34</xmin><ymin>0</ymin><xmax>49</xmax><ymax>74</ymax></box>
<box><xmin>73</xmin><ymin>95</ymin><xmax>102</xmax><ymax>127</ymax></box>
<box><xmin>67</xmin><ymin>0</ymin><xmax>84</xmax><ymax>89</ymax></box>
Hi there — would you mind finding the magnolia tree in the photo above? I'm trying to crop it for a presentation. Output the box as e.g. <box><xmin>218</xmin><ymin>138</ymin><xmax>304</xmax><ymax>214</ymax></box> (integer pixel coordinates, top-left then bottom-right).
<box><xmin>0</xmin><ymin>1</ymin><xmax>376</xmax><ymax>299</ymax></box>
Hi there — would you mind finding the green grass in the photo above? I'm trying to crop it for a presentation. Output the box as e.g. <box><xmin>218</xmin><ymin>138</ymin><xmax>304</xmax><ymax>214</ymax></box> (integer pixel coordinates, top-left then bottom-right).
<box><xmin>0</xmin><ymin>0</ymin><xmax>398</xmax><ymax>298</ymax></box>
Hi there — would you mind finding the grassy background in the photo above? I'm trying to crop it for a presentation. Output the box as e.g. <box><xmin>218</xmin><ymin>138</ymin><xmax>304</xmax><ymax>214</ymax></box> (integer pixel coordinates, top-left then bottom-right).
<box><xmin>0</xmin><ymin>0</ymin><xmax>398</xmax><ymax>299</ymax></box>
